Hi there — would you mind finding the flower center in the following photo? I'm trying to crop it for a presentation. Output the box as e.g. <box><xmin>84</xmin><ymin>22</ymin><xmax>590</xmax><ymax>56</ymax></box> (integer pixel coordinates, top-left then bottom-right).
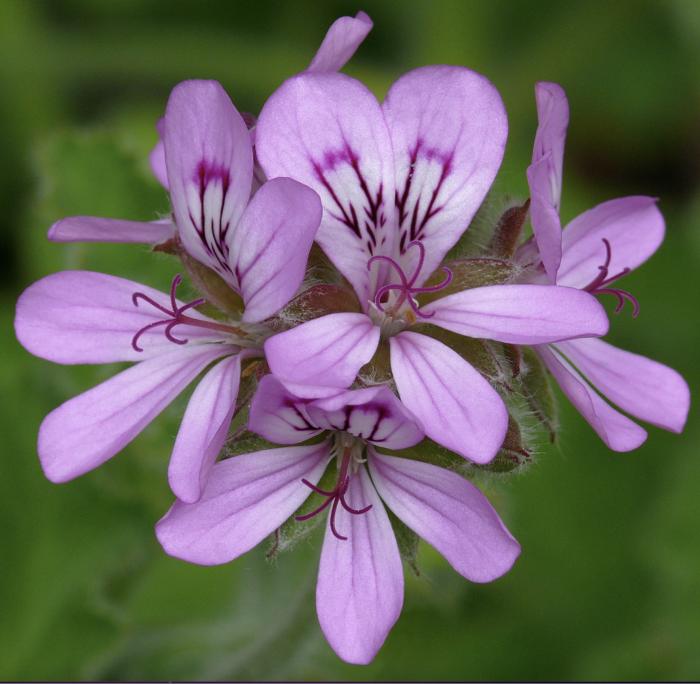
<box><xmin>583</xmin><ymin>238</ymin><xmax>640</xmax><ymax>317</ymax></box>
<box><xmin>295</xmin><ymin>434</ymin><xmax>372</xmax><ymax>541</ymax></box>
<box><xmin>130</xmin><ymin>274</ymin><xmax>250</xmax><ymax>352</ymax></box>
<box><xmin>366</xmin><ymin>240</ymin><xmax>452</xmax><ymax>327</ymax></box>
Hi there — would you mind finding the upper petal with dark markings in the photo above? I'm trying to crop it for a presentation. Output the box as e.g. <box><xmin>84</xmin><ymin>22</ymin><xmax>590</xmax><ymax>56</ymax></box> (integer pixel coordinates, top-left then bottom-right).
<box><xmin>164</xmin><ymin>80</ymin><xmax>253</xmax><ymax>288</ymax></box>
<box><xmin>256</xmin><ymin>72</ymin><xmax>396</xmax><ymax>308</ymax></box>
<box><xmin>384</xmin><ymin>66</ymin><xmax>508</xmax><ymax>285</ymax></box>
<box><xmin>308</xmin><ymin>385</ymin><xmax>424</xmax><ymax>449</ymax></box>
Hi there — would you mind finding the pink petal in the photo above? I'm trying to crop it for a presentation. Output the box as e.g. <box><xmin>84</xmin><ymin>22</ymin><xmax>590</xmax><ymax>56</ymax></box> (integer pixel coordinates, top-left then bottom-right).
<box><xmin>557</xmin><ymin>196</ymin><xmax>665</xmax><ymax>289</ymax></box>
<box><xmin>232</xmin><ymin>177</ymin><xmax>322</xmax><ymax>323</ymax></box>
<box><xmin>557</xmin><ymin>338</ymin><xmax>689</xmax><ymax>433</ymax></box>
<box><xmin>423</xmin><ymin>284</ymin><xmax>609</xmax><ymax>345</ymax></box>
<box><xmin>48</xmin><ymin>216</ymin><xmax>175</xmax><ymax>244</ymax></box>
<box><xmin>526</xmin><ymin>157</ymin><xmax>563</xmax><ymax>282</ymax></box>
<box><xmin>526</xmin><ymin>82</ymin><xmax>569</xmax><ymax>282</ymax></box>
<box><xmin>537</xmin><ymin>344</ymin><xmax>647</xmax><ymax>452</ymax></box>
<box><xmin>531</xmin><ymin>82</ymin><xmax>569</xmax><ymax>209</ymax></box>
<box><xmin>256</xmin><ymin>73</ymin><xmax>396</xmax><ymax>308</ymax></box>
<box><xmin>383</xmin><ymin>66</ymin><xmax>507</xmax><ymax>285</ymax></box>
<box><xmin>264</xmin><ymin>313</ymin><xmax>379</xmax><ymax>388</ymax></box>
<box><xmin>369</xmin><ymin>451</ymin><xmax>520</xmax><ymax>582</ymax></box>
<box><xmin>316</xmin><ymin>467</ymin><xmax>403</xmax><ymax>665</ymax></box>
<box><xmin>248</xmin><ymin>375</ymin><xmax>323</xmax><ymax>445</ymax></box>
<box><xmin>389</xmin><ymin>331</ymin><xmax>507</xmax><ymax>464</ymax></box>
<box><xmin>14</xmin><ymin>270</ymin><xmax>221</xmax><ymax>364</ymax></box>
<box><xmin>307</xmin><ymin>11</ymin><xmax>373</xmax><ymax>73</ymax></box>
<box><xmin>168</xmin><ymin>353</ymin><xmax>245</xmax><ymax>504</ymax></box>
<box><xmin>148</xmin><ymin>117</ymin><xmax>169</xmax><ymax>189</ymax></box>
<box><xmin>156</xmin><ymin>443</ymin><xmax>331</xmax><ymax>564</ymax></box>
<box><xmin>164</xmin><ymin>80</ymin><xmax>253</xmax><ymax>287</ymax></box>
<box><xmin>308</xmin><ymin>385</ymin><xmax>424</xmax><ymax>449</ymax></box>
<box><xmin>37</xmin><ymin>345</ymin><xmax>233</xmax><ymax>483</ymax></box>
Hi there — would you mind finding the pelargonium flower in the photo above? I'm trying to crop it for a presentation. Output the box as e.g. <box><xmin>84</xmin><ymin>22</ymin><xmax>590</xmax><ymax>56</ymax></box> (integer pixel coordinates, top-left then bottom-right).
<box><xmin>14</xmin><ymin>80</ymin><xmax>322</xmax><ymax>501</ymax></box>
<box><xmin>254</xmin><ymin>66</ymin><xmax>610</xmax><ymax>463</ymax></box>
<box><xmin>522</xmin><ymin>82</ymin><xmax>690</xmax><ymax>451</ymax></box>
<box><xmin>156</xmin><ymin>375</ymin><xmax>520</xmax><ymax>664</ymax></box>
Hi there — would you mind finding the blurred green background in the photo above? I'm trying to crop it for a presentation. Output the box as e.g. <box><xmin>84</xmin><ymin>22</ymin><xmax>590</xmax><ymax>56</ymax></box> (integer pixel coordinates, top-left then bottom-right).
<box><xmin>1</xmin><ymin>0</ymin><xmax>699</xmax><ymax>679</ymax></box>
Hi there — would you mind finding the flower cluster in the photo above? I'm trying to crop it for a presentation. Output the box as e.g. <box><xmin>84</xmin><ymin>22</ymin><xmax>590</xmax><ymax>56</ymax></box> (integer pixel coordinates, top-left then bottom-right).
<box><xmin>14</xmin><ymin>12</ymin><xmax>689</xmax><ymax>665</ymax></box>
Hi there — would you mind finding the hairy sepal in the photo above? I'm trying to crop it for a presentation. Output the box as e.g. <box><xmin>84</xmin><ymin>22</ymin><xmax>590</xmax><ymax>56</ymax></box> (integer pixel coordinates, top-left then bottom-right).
<box><xmin>418</xmin><ymin>257</ymin><xmax>515</xmax><ymax>306</ymax></box>
<box><xmin>387</xmin><ymin>509</ymin><xmax>420</xmax><ymax>576</ymax></box>
<box><xmin>474</xmin><ymin>414</ymin><xmax>531</xmax><ymax>474</ymax></box>
<box><xmin>519</xmin><ymin>347</ymin><xmax>559</xmax><ymax>442</ymax></box>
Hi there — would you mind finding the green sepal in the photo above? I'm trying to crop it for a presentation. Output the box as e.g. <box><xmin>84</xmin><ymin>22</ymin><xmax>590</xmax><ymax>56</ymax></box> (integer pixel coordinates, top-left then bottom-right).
<box><xmin>388</xmin><ymin>509</ymin><xmax>420</xmax><ymax>576</ymax></box>
<box><xmin>220</xmin><ymin>431</ymin><xmax>279</xmax><ymax>459</ymax></box>
<box><xmin>418</xmin><ymin>256</ymin><xmax>515</xmax><ymax>306</ymax></box>
<box><xmin>487</xmin><ymin>199</ymin><xmax>530</xmax><ymax>258</ymax></box>
<box><xmin>175</xmin><ymin>244</ymin><xmax>244</xmax><ymax>318</ymax></box>
<box><xmin>359</xmin><ymin>338</ymin><xmax>393</xmax><ymax>386</ymax></box>
<box><xmin>387</xmin><ymin>439</ymin><xmax>470</xmax><ymax>476</ymax></box>
<box><xmin>474</xmin><ymin>414</ymin><xmax>531</xmax><ymax>474</ymax></box>
<box><xmin>519</xmin><ymin>347</ymin><xmax>559</xmax><ymax>442</ymax></box>
<box><xmin>277</xmin><ymin>282</ymin><xmax>360</xmax><ymax>330</ymax></box>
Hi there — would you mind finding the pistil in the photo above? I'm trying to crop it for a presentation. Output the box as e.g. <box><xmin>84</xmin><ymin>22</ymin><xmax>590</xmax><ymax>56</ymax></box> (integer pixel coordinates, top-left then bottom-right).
<box><xmin>131</xmin><ymin>274</ymin><xmax>248</xmax><ymax>351</ymax></box>
<box><xmin>583</xmin><ymin>238</ymin><xmax>640</xmax><ymax>317</ymax></box>
<box><xmin>295</xmin><ymin>441</ymin><xmax>372</xmax><ymax>541</ymax></box>
<box><xmin>367</xmin><ymin>240</ymin><xmax>452</xmax><ymax>320</ymax></box>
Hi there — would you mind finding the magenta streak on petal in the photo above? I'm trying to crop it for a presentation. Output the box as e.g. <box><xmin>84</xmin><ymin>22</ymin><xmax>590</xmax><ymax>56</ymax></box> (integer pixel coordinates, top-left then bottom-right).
<box><xmin>582</xmin><ymin>238</ymin><xmax>640</xmax><ymax>317</ymax></box>
<box><xmin>284</xmin><ymin>401</ymin><xmax>319</xmax><ymax>433</ymax></box>
<box><xmin>295</xmin><ymin>446</ymin><xmax>372</xmax><ymax>541</ymax></box>
<box><xmin>131</xmin><ymin>274</ymin><xmax>240</xmax><ymax>351</ymax></box>
<box><xmin>311</xmin><ymin>142</ymin><xmax>386</xmax><ymax>255</ymax></box>
<box><xmin>187</xmin><ymin>160</ymin><xmax>237</xmax><ymax>282</ymax></box>
<box><xmin>395</xmin><ymin>139</ymin><xmax>454</xmax><ymax>253</ymax></box>
<box><xmin>368</xmin><ymin>241</ymin><xmax>452</xmax><ymax>318</ymax></box>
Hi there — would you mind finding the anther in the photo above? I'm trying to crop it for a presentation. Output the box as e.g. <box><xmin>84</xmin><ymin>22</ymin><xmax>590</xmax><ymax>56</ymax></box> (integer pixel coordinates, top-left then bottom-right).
<box><xmin>130</xmin><ymin>274</ymin><xmax>244</xmax><ymax>351</ymax></box>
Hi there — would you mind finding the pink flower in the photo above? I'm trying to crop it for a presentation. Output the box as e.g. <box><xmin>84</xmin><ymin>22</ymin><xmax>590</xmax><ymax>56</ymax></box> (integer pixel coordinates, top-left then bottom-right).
<box><xmin>254</xmin><ymin>66</ymin><xmax>609</xmax><ymax>464</ymax></box>
<box><xmin>522</xmin><ymin>82</ymin><xmax>690</xmax><ymax>450</ymax></box>
<box><xmin>14</xmin><ymin>80</ymin><xmax>322</xmax><ymax>500</ymax></box>
<box><xmin>156</xmin><ymin>376</ymin><xmax>520</xmax><ymax>664</ymax></box>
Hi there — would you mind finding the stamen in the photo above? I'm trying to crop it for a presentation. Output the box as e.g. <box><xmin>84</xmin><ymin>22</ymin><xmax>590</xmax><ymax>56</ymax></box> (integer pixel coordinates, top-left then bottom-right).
<box><xmin>583</xmin><ymin>238</ymin><xmax>639</xmax><ymax>318</ymax></box>
<box><xmin>366</xmin><ymin>241</ymin><xmax>453</xmax><ymax>319</ymax></box>
<box><xmin>130</xmin><ymin>274</ymin><xmax>246</xmax><ymax>351</ymax></box>
<box><xmin>294</xmin><ymin>447</ymin><xmax>372</xmax><ymax>540</ymax></box>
